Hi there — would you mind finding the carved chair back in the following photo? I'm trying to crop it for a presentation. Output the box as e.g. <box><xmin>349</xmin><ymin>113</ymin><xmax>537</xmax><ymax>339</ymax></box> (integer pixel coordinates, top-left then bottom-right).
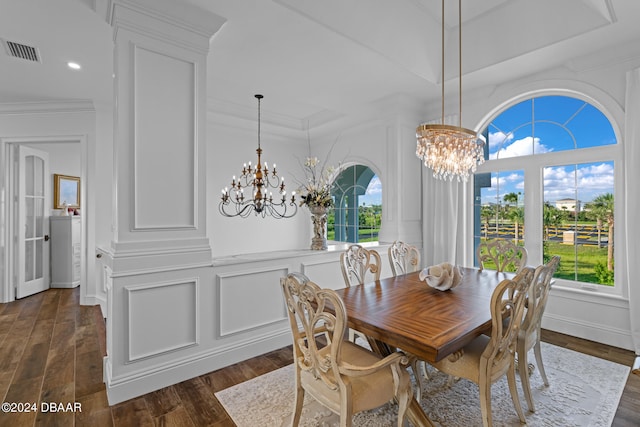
<box><xmin>340</xmin><ymin>245</ymin><xmax>382</xmax><ymax>287</ymax></box>
<box><xmin>281</xmin><ymin>273</ymin><xmax>346</xmax><ymax>388</ymax></box>
<box><xmin>476</xmin><ymin>239</ymin><xmax>528</xmax><ymax>273</ymax></box>
<box><xmin>388</xmin><ymin>241</ymin><xmax>421</xmax><ymax>276</ymax></box>
<box><xmin>481</xmin><ymin>266</ymin><xmax>535</xmax><ymax>376</ymax></box>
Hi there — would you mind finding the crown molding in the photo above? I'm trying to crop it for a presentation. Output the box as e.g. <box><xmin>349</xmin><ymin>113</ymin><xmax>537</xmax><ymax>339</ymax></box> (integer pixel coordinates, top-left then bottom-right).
<box><xmin>0</xmin><ymin>100</ymin><xmax>96</xmax><ymax>115</ymax></box>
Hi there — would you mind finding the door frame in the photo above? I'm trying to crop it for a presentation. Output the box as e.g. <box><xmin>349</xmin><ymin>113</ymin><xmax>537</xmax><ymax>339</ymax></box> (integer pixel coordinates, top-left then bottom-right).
<box><xmin>0</xmin><ymin>135</ymin><xmax>88</xmax><ymax>303</ymax></box>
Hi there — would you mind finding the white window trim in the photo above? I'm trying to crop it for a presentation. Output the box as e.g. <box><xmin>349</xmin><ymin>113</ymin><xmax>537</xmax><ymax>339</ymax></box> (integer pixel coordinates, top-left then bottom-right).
<box><xmin>471</xmin><ymin>112</ymin><xmax>624</xmax><ymax>298</ymax></box>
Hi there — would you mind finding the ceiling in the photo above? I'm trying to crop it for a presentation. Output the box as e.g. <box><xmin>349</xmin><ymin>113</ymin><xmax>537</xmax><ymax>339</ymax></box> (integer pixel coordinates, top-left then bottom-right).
<box><xmin>1</xmin><ymin>0</ymin><xmax>640</xmax><ymax>132</ymax></box>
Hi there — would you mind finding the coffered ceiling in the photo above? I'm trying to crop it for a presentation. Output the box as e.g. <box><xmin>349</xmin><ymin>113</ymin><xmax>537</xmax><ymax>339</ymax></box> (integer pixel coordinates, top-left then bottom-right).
<box><xmin>1</xmin><ymin>0</ymin><xmax>640</xmax><ymax>131</ymax></box>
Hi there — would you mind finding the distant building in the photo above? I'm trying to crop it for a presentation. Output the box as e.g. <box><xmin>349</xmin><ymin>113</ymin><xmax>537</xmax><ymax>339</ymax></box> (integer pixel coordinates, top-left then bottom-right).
<box><xmin>555</xmin><ymin>198</ymin><xmax>581</xmax><ymax>212</ymax></box>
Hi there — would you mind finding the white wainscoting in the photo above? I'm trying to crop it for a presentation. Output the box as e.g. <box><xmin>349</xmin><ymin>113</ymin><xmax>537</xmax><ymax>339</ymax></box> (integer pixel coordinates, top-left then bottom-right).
<box><xmin>101</xmin><ymin>243</ymin><xmax>393</xmax><ymax>404</ymax></box>
<box><xmin>217</xmin><ymin>266</ymin><xmax>289</xmax><ymax>338</ymax></box>
<box><xmin>543</xmin><ymin>285</ymin><xmax>632</xmax><ymax>350</ymax></box>
<box><xmin>125</xmin><ymin>278</ymin><xmax>199</xmax><ymax>362</ymax></box>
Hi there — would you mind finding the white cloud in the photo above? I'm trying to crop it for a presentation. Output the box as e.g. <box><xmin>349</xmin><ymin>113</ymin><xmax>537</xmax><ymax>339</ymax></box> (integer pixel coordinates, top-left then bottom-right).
<box><xmin>488</xmin><ymin>131</ymin><xmax>513</xmax><ymax>150</ymax></box>
<box><xmin>365</xmin><ymin>176</ymin><xmax>382</xmax><ymax>195</ymax></box>
<box><xmin>543</xmin><ymin>163</ymin><xmax>614</xmax><ymax>202</ymax></box>
<box><xmin>489</xmin><ymin>136</ymin><xmax>552</xmax><ymax>160</ymax></box>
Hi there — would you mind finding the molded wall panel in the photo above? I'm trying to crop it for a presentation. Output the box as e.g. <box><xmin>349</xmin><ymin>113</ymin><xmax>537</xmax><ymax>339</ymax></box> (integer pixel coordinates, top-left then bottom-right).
<box><xmin>126</xmin><ymin>279</ymin><xmax>198</xmax><ymax>361</ymax></box>
<box><xmin>217</xmin><ymin>266</ymin><xmax>289</xmax><ymax>337</ymax></box>
<box><xmin>134</xmin><ymin>46</ymin><xmax>196</xmax><ymax>229</ymax></box>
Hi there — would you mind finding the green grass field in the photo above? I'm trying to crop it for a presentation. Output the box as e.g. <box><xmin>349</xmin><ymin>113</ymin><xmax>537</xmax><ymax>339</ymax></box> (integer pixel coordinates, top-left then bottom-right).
<box><xmin>328</xmin><ymin>226</ymin><xmax>613</xmax><ymax>286</ymax></box>
<box><xmin>544</xmin><ymin>241</ymin><xmax>610</xmax><ymax>284</ymax></box>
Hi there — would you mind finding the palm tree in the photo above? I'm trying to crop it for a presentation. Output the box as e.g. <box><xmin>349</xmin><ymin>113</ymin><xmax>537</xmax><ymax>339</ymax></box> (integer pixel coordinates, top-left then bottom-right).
<box><xmin>591</xmin><ymin>193</ymin><xmax>614</xmax><ymax>271</ymax></box>
<box><xmin>543</xmin><ymin>203</ymin><xmax>562</xmax><ymax>241</ymax></box>
<box><xmin>503</xmin><ymin>192</ymin><xmax>519</xmax><ymax>208</ymax></box>
<box><xmin>480</xmin><ymin>205</ymin><xmax>493</xmax><ymax>239</ymax></box>
<box><xmin>507</xmin><ymin>207</ymin><xmax>525</xmax><ymax>244</ymax></box>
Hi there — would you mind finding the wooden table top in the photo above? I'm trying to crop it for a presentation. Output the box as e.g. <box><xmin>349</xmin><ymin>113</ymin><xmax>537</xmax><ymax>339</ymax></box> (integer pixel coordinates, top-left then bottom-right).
<box><xmin>334</xmin><ymin>267</ymin><xmax>513</xmax><ymax>362</ymax></box>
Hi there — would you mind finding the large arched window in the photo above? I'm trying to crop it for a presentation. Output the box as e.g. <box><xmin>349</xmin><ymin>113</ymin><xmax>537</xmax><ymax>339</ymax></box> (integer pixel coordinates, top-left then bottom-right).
<box><xmin>474</xmin><ymin>95</ymin><xmax>620</xmax><ymax>292</ymax></box>
<box><xmin>329</xmin><ymin>164</ymin><xmax>381</xmax><ymax>243</ymax></box>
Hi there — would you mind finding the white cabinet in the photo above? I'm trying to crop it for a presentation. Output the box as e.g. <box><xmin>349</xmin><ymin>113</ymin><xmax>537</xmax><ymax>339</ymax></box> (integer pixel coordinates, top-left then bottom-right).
<box><xmin>50</xmin><ymin>216</ymin><xmax>81</xmax><ymax>288</ymax></box>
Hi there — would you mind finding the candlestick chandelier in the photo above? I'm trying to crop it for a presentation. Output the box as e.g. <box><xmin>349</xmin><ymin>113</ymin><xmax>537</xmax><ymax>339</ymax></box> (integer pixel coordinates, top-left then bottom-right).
<box><xmin>219</xmin><ymin>94</ymin><xmax>297</xmax><ymax>218</ymax></box>
<box><xmin>416</xmin><ymin>0</ymin><xmax>485</xmax><ymax>182</ymax></box>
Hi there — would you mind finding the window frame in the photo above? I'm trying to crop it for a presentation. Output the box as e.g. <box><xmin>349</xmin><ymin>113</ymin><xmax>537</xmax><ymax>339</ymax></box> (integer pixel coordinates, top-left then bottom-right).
<box><xmin>472</xmin><ymin>94</ymin><xmax>624</xmax><ymax>297</ymax></box>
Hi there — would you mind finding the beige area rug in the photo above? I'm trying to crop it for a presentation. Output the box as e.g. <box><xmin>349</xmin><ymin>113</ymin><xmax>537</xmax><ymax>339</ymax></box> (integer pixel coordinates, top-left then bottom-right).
<box><xmin>216</xmin><ymin>342</ymin><xmax>630</xmax><ymax>427</ymax></box>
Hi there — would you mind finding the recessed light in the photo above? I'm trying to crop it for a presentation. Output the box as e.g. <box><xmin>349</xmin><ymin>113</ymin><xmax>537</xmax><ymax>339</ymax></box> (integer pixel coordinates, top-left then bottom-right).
<box><xmin>67</xmin><ymin>62</ymin><xmax>81</xmax><ymax>70</ymax></box>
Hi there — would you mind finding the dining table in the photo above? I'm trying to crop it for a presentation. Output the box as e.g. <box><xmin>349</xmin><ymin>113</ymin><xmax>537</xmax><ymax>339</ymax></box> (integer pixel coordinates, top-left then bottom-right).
<box><xmin>333</xmin><ymin>267</ymin><xmax>514</xmax><ymax>427</ymax></box>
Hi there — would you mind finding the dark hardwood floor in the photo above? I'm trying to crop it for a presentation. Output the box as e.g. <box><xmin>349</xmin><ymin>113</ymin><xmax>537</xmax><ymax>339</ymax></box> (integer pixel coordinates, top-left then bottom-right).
<box><xmin>0</xmin><ymin>287</ymin><xmax>638</xmax><ymax>426</ymax></box>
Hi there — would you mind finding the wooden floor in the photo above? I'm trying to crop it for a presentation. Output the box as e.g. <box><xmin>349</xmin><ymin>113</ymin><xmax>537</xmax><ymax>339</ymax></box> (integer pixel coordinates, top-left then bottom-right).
<box><xmin>0</xmin><ymin>287</ymin><xmax>638</xmax><ymax>426</ymax></box>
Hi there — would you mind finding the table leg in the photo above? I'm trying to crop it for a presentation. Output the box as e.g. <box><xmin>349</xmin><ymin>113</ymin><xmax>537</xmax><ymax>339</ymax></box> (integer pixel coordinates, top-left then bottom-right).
<box><xmin>406</xmin><ymin>397</ymin><xmax>435</xmax><ymax>427</ymax></box>
<box><xmin>366</xmin><ymin>337</ymin><xmax>436</xmax><ymax>427</ymax></box>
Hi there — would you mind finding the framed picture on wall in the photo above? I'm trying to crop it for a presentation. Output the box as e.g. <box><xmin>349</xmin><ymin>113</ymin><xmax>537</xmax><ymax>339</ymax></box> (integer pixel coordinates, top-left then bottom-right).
<box><xmin>53</xmin><ymin>174</ymin><xmax>81</xmax><ymax>209</ymax></box>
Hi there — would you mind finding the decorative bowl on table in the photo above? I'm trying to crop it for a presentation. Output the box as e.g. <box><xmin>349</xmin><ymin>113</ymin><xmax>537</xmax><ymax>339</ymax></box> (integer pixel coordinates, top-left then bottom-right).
<box><xmin>418</xmin><ymin>262</ymin><xmax>463</xmax><ymax>291</ymax></box>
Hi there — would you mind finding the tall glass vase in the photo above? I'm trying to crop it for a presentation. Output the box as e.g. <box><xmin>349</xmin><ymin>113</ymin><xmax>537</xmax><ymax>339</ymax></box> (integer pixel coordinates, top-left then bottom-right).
<box><xmin>309</xmin><ymin>205</ymin><xmax>328</xmax><ymax>250</ymax></box>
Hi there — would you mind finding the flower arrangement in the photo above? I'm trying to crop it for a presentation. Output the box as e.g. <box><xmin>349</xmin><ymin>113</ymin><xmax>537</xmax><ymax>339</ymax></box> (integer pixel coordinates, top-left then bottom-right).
<box><xmin>298</xmin><ymin>156</ymin><xmax>335</xmax><ymax>208</ymax></box>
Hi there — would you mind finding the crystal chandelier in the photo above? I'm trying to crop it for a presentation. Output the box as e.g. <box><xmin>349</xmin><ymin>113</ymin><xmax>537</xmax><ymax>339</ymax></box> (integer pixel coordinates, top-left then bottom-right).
<box><xmin>219</xmin><ymin>94</ymin><xmax>297</xmax><ymax>218</ymax></box>
<box><xmin>416</xmin><ymin>0</ymin><xmax>485</xmax><ymax>182</ymax></box>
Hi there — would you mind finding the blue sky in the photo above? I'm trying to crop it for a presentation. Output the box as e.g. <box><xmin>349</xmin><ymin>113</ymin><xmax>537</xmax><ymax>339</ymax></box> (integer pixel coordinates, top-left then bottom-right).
<box><xmin>480</xmin><ymin>96</ymin><xmax>615</xmax><ymax>205</ymax></box>
<box><xmin>359</xmin><ymin>175</ymin><xmax>382</xmax><ymax>206</ymax></box>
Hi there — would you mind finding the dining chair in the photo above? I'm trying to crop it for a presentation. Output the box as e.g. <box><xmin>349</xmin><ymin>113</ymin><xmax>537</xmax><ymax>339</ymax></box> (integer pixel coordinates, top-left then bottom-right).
<box><xmin>387</xmin><ymin>241</ymin><xmax>429</xmax><ymax>397</ymax></box>
<box><xmin>430</xmin><ymin>266</ymin><xmax>535</xmax><ymax>427</ymax></box>
<box><xmin>517</xmin><ymin>255</ymin><xmax>561</xmax><ymax>412</ymax></box>
<box><xmin>388</xmin><ymin>241</ymin><xmax>421</xmax><ymax>276</ymax></box>
<box><xmin>340</xmin><ymin>244</ymin><xmax>382</xmax><ymax>287</ymax></box>
<box><xmin>281</xmin><ymin>273</ymin><xmax>413</xmax><ymax>427</ymax></box>
<box><xmin>339</xmin><ymin>245</ymin><xmax>380</xmax><ymax>344</ymax></box>
<box><xmin>476</xmin><ymin>239</ymin><xmax>528</xmax><ymax>273</ymax></box>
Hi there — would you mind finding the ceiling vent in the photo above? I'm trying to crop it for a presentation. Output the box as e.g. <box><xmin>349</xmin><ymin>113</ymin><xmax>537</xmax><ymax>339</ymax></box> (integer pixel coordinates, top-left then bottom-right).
<box><xmin>2</xmin><ymin>39</ymin><xmax>41</xmax><ymax>63</ymax></box>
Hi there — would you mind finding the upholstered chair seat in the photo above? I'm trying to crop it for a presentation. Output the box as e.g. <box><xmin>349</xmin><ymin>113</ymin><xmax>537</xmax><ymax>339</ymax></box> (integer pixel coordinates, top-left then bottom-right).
<box><xmin>430</xmin><ymin>267</ymin><xmax>535</xmax><ymax>427</ymax></box>
<box><xmin>281</xmin><ymin>273</ymin><xmax>413</xmax><ymax>427</ymax></box>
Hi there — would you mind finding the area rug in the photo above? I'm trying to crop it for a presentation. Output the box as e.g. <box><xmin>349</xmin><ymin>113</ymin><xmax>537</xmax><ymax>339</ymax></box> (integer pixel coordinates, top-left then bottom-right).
<box><xmin>215</xmin><ymin>342</ymin><xmax>630</xmax><ymax>427</ymax></box>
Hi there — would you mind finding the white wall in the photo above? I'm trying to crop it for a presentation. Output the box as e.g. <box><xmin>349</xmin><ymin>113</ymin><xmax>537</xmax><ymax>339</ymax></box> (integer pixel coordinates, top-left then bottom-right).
<box><xmin>455</xmin><ymin>57</ymin><xmax>637</xmax><ymax>351</ymax></box>
<box><xmin>0</xmin><ymin>103</ymin><xmax>106</xmax><ymax>311</ymax></box>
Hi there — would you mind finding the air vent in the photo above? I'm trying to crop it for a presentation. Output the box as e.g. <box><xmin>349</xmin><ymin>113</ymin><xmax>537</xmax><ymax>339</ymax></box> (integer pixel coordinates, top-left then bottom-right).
<box><xmin>2</xmin><ymin>39</ymin><xmax>41</xmax><ymax>62</ymax></box>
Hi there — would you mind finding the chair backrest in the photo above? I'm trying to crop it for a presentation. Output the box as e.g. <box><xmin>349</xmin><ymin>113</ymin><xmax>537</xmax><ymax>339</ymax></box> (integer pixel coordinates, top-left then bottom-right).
<box><xmin>521</xmin><ymin>256</ymin><xmax>560</xmax><ymax>338</ymax></box>
<box><xmin>281</xmin><ymin>273</ymin><xmax>347</xmax><ymax>388</ymax></box>
<box><xmin>476</xmin><ymin>239</ymin><xmax>528</xmax><ymax>273</ymax></box>
<box><xmin>340</xmin><ymin>244</ymin><xmax>382</xmax><ymax>286</ymax></box>
<box><xmin>481</xmin><ymin>266</ymin><xmax>535</xmax><ymax>374</ymax></box>
<box><xmin>388</xmin><ymin>241</ymin><xmax>421</xmax><ymax>276</ymax></box>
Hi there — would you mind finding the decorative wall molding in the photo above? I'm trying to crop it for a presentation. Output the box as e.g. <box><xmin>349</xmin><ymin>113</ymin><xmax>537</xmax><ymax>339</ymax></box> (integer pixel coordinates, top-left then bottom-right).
<box><xmin>0</xmin><ymin>100</ymin><xmax>95</xmax><ymax>115</ymax></box>
<box><xmin>131</xmin><ymin>44</ymin><xmax>198</xmax><ymax>230</ymax></box>
<box><xmin>125</xmin><ymin>278</ymin><xmax>199</xmax><ymax>362</ymax></box>
<box><xmin>216</xmin><ymin>266</ymin><xmax>289</xmax><ymax>337</ymax></box>
<box><xmin>543</xmin><ymin>312</ymin><xmax>632</xmax><ymax>351</ymax></box>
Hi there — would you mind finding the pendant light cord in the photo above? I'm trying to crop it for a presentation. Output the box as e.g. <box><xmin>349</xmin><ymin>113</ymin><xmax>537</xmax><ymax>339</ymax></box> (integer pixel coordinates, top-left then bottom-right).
<box><xmin>440</xmin><ymin>0</ymin><xmax>464</xmax><ymax>127</ymax></box>
<box><xmin>458</xmin><ymin>0</ymin><xmax>463</xmax><ymax>127</ymax></box>
<box><xmin>440</xmin><ymin>0</ymin><xmax>445</xmax><ymax>124</ymax></box>
<box><xmin>256</xmin><ymin>94</ymin><xmax>263</xmax><ymax>150</ymax></box>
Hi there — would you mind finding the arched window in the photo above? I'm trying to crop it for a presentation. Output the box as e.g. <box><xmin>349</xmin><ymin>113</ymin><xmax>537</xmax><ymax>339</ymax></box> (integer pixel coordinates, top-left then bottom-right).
<box><xmin>474</xmin><ymin>95</ymin><xmax>620</xmax><ymax>291</ymax></box>
<box><xmin>329</xmin><ymin>165</ymin><xmax>381</xmax><ymax>243</ymax></box>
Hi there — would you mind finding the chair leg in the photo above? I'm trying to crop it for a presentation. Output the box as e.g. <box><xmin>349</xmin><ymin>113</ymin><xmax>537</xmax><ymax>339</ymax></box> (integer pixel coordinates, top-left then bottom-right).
<box><xmin>507</xmin><ymin>362</ymin><xmax>527</xmax><ymax>424</ymax></box>
<box><xmin>339</xmin><ymin>393</ymin><xmax>353</xmax><ymax>427</ymax></box>
<box><xmin>478</xmin><ymin>379</ymin><xmax>493</xmax><ymax>427</ymax></box>
<box><xmin>291</xmin><ymin>384</ymin><xmax>305</xmax><ymax>427</ymax></box>
<box><xmin>518</xmin><ymin>347</ymin><xmax>535</xmax><ymax>413</ymax></box>
<box><xmin>396</xmin><ymin>381</ymin><xmax>412</xmax><ymax>427</ymax></box>
<box><xmin>534</xmin><ymin>340</ymin><xmax>549</xmax><ymax>386</ymax></box>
